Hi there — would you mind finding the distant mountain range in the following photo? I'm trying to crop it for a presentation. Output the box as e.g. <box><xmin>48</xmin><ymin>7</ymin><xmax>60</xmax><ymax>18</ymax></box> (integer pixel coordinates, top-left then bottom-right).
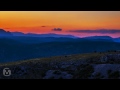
<box><xmin>83</xmin><ymin>36</ymin><xmax>120</xmax><ymax>43</ymax></box>
<box><xmin>83</xmin><ymin>36</ymin><xmax>113</xmax><ymax>39</ymax></box>
<box><xmin>0</xmin><ymin>29</ymin><xmax>77</xmax><ymax>38</ymax></box>
<box><xmin>12</xmin><ymin>32</ymin><xmax>77</xmax><ymax>38</ymax></box>
<box><xmin>83</xmin><ymin>36</ymin><xmax>114</xmax><ymax>42</ymax></box>
<box><xmin>0</xmin><ymin>28</ymin><xmax>120</xmax><ymax>43</ymax></box>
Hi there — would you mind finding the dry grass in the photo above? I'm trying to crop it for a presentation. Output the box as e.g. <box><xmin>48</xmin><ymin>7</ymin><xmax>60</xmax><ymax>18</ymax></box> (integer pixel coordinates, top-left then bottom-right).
<box><xmin>0</xmin><ymin>51</ymin><xmax>119</xmax><ymax>66</ymax></box>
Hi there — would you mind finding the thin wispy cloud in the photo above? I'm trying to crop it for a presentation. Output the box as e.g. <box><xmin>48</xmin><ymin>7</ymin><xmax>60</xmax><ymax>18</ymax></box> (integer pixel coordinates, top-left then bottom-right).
<box><xmin>68</xmin><ymin>29</ymin><xmax>120</xmax><ymax>34</ymax></box>
<box><xmin>4</xmin><ymin>28</ymin><xmax>11</xmax><ymax>29</ymax></box>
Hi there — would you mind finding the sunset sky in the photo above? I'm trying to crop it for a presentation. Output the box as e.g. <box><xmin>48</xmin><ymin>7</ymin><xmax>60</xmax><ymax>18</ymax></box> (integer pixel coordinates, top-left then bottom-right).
<box><xmin>0</xmin><ymin>11</ymin><xmax>120</xmax><ymax>37</ymax></box>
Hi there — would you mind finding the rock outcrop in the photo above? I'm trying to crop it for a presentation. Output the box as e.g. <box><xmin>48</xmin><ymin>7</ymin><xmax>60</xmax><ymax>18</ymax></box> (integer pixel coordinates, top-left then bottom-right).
<box><xmin>100</xmin><ymin>54</ymin><xmax>120</xmax><ymax>63</ymax></box>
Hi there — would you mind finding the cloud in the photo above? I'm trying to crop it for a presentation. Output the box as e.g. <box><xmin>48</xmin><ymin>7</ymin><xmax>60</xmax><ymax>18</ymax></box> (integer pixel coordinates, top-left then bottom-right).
<box><xmin>52</xmin><ymin>28</ymin><xmax>62</xmax><ymax>31</ymax></box>
<box><xmin>68</xmin><ymin>29</ymin><xmax>120</xmax><ymax>34</ymax></box>
<box><xmin>41</xmin><ymin>26</ymin><xmax>47</xmax><ymax>27</ymax></box>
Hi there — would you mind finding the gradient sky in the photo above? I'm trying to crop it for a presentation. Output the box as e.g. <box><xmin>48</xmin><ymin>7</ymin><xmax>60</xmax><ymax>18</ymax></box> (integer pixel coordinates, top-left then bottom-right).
<box><xmin>0</xmin><ymin>11</ymin><xmax>120</xmax><ymax>37</ymax></box>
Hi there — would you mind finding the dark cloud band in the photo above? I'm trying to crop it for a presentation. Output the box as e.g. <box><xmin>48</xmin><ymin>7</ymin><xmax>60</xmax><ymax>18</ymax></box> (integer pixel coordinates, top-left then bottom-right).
<box><xmin>52</xmin><ymin>28</ymin><xmax>62</xmax><ymax>31</ymax></box>
<box><xmin>41</xmin><ymin>26</ymin><xmax>47</xmax><ymax>27</ymax></box>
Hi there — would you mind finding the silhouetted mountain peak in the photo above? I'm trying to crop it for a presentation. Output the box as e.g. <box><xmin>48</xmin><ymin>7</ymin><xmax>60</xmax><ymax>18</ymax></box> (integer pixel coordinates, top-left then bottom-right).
<box><xmin>0</xmin><ymin>28</ymin><xmax>13</xmax><ymax>36</ymax></box>
<box><xmin>0</xmin><ymin>29</ymin><xmax>6</xmax><ymax>32</ymax></box>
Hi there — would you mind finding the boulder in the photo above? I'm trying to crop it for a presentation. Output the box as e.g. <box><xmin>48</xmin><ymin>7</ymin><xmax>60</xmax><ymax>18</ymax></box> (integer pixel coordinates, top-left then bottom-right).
<box><xmin>43</xmin><ymin>70</ymin><xmax>73</xmax><ymax>79</ymax></box>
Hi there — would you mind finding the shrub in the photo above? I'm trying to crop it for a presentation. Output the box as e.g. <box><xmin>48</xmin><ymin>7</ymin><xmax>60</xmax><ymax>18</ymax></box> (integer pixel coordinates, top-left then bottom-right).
<box><xmin>108</xmin><ymin>71</ymin><xmax>120</xmax><ymax>79</ymax></box>
<box><xmin>53</xmin><ymin>70</ymin><xmax>61</xmax><ymax>75</ymax></box>
<box><xmin>74</xmin><ymin>64</ymin><xmax>94</xmax><ymax>79</ymax></box>
<box><xmin>65</xmin><ymin>56</ymin><xmax>67</xmax><ymax>57</ymax></box>
<box><xmin>94</xmin><ymin>72</ymin><xmax>104</xmax><ymax>79</ymax></box>
<box><xmin>107</xmin><ymin>50</ymin><xmax>110</xmax><ymax>52</ymax></box>
<box><xmin>94</xmin><ymin>51</ymin><xmax>97</xmax><ymax>53</ymax></box>
<box><xmin>107</xmin><ymin>69</ymin><xmax>112</xmax><ymax>75</ymax></box>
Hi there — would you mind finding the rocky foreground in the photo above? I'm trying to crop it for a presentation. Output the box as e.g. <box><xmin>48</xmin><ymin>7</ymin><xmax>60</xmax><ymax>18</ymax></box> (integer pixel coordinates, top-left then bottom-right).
<box><xmin>0</xmin><ymin>51</ymin><xmax>120</xmax><ymax>79</ymax></box>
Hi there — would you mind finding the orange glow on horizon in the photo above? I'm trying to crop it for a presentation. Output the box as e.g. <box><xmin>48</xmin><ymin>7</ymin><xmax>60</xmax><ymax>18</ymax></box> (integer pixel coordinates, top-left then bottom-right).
<box><xmin>0</xmin><ymin>11</ymin><xmax>120</xmax><ymax>37</ymax></box>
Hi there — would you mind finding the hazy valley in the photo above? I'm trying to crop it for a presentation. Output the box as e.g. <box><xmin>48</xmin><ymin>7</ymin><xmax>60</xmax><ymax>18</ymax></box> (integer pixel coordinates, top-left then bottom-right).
<box><xmin>0</xmin><ymin>29</ymin><xmax>120</xmax><ymax>63</ymax></box>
